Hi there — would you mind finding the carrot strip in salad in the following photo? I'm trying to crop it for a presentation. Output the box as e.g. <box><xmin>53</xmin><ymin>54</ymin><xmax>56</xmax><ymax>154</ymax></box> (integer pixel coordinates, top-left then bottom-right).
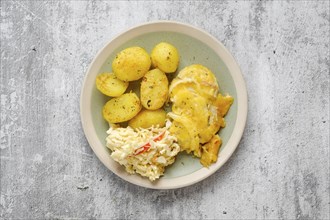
<box><xmin>133</xmin><ymin>131</ymin><xmax>166</xmax><ymax>156</ymax></box>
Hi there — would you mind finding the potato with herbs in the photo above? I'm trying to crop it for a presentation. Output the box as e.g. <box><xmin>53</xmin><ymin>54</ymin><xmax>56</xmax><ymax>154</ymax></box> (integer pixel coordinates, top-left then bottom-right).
<box><xmin>95</xmin><ymin>73</ymin><xmax>129</xmax><ymax>97</ymax></box>
<box><xmin>140</xmin><ymin>69</ymin><xmax>168</xmax><ymax>110</ymax></box>
<box><xmin>103</xmin><ymin>93</ymin><xmax>141</xmax><ymax>123</ymax></box>
<box><xmin>128</xmin><ymin>109</ymin><xmax>166</xmax><ymax>129</ymax></box>
<box><xmin>112</xmin><ymin>47</ymin><xmax>151</xmax><ymax>81</ymax></box>
<box><xmin>151</xmin><ymin>42</ymin><xmax>179</xmax><ymax>73</ymax></box>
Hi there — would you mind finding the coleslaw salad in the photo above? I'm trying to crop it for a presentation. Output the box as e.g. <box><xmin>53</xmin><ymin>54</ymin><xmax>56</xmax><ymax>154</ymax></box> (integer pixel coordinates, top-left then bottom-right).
<box><xmin>106</xmin><ymin>121</ymin><xmax>180</xmax><ymax>181</ymax></box>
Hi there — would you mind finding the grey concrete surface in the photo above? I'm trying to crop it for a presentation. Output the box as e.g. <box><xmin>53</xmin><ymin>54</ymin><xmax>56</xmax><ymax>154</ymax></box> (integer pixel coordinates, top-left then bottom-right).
<box><xmin>1</xmin><ymin>1</ymin><xmax>329</xmax><ymax>219</ymax></box>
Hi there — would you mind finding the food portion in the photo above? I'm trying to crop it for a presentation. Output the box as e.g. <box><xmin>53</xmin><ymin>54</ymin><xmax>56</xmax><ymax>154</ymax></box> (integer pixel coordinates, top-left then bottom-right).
<box><xmin>200</xmin><ymin>135</ymin><xmax>222</xmax><ymax>167</ymax></box>
<box><xmin>171</xmin><ymin>64</ymin><xmax>219</xmax><ymax>100</ymax></box>
<box><xmin>106</xmin><ymin>121</ymin><xmax>180</xmax><ymax>181</ymax></box>
<box><xmin>112</xmin><ymin>47</ymin><xmax>151</xmax><ymax>81</ymax></box>
<box><xmin>151</xmin><ymin>42</ymin><xmax>179</xmax><ymax>73</ymax></box>
<box><xmin>96</xmin><ymin>72</ymin><xmax>128</xmax><ymax>97</ymax></box>
<box><xmin>140</xmin><ymin>68</ymin><xmax>168</xmax><ymax>110</ymax></box>
<box><xmin>128</xmin><ymin>109</ymin><xmax>166</xmax><ymax>129</ymax></box>
<box><xmin>168</xmin><ymin>64</ymin><xmax>233</xmax><ymax>166</ymax></box>
<box><xmin>102</xmin><ymin>93</ymin><xmax>141</xmax><ymax>123</ymax></box>
<box><xmin>96</xmin><ymin>42</ymin><xmax>233</xmax><ymax>181</ymax></box>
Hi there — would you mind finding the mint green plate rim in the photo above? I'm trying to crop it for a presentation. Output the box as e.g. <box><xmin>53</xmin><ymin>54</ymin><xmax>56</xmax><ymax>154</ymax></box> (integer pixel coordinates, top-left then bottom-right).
<box><xmin>80</xmin><ymin>21</ymin><xmax>248</xmax><ymax>189</ymax></box>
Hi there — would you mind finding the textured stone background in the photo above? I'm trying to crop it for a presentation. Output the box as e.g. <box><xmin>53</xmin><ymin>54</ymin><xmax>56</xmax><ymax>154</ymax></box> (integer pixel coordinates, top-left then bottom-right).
<box><xmin>1</xmin><ymin>0</ymin><xmax>329</xmax><ymax>219</ymax></box>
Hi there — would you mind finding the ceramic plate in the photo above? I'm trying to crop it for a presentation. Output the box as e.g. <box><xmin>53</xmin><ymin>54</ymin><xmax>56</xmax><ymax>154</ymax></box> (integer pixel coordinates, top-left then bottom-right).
<box><xmin>80</xmin><ymin>21</ymin><xmax>247</xmax><ymax>189</ymax></box>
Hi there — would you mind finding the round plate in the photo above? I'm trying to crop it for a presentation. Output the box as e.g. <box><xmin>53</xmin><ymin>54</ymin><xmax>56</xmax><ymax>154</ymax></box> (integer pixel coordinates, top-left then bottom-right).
<box><xmin>80</xmin><ymin>21</ymin><xmax>247</xmax><ymax>189</ymax></box>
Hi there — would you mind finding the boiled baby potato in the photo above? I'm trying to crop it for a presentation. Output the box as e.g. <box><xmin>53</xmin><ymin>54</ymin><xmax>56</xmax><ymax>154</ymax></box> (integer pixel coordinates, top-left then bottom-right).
<box><xmin>140</xmin><ymin>68</ymin><xmax>168</xmax><ymax>110</ymax></box>
<box><xmin>95</xmin><ymin>72</ymin><xmax>129</xmax><ymax>97</ymax></box>
<box><xmin>151</xmin><ymin>42</ymin><xmax>179</xmax><ymax>73</ymax></box>
<box><xmin>128</xmin><ymin>109</ymin><xmax>166</xmax><ymax>129</ymax></box>
<box><xmin>112</xmin><ymin>47</ymin><xmax>151</xmax><ymax>81</ymax></box>
<box><xmin>103</xmin><ymin>93</ymin><xmax>141</xmax><ymax>123</ymax></box>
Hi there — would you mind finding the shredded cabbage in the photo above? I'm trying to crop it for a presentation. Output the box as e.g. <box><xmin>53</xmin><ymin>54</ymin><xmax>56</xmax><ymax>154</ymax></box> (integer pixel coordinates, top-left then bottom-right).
<box><xmin>106</xmin><ymin>120</ymin><xmax>180</xmax><ymax>181</ymax></box>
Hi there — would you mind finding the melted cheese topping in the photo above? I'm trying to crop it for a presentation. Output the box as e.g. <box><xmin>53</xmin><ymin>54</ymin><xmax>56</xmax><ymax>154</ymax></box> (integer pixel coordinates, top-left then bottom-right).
<box><xmin>168</xmin><ymin>64</ymin><xmax>233</xmax><ymax>161</ymax></box>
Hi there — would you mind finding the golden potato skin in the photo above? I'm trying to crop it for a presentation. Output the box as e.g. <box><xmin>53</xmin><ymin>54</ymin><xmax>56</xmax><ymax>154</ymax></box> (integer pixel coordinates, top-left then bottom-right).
<box><xmin>128</xmin><ymin>109</ymin><xmax>166</xmax><ymax>129</ymax></box>
<box><xmin>151</xmin><ymin>42</ymin><xmax>179</xmax><ymax>73</ymax></box>
<box><xmin>140</xmin><ymin>69</ymin><xmax>168</xmax><ymax>110</ymax></box>
<box><xmin>95</xmin><ymin>72</ymin><xmax>129</xmax><ymax>97</ymax></box>
<box><xmin>112</xmin><ymin>47</ymin><xmax>151</xmax><ymax>81</ymax></box>
<box><xmin>102</xmin><ymin>93</ymin><xmax>141</xmax><ymax>123</ymax></box>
